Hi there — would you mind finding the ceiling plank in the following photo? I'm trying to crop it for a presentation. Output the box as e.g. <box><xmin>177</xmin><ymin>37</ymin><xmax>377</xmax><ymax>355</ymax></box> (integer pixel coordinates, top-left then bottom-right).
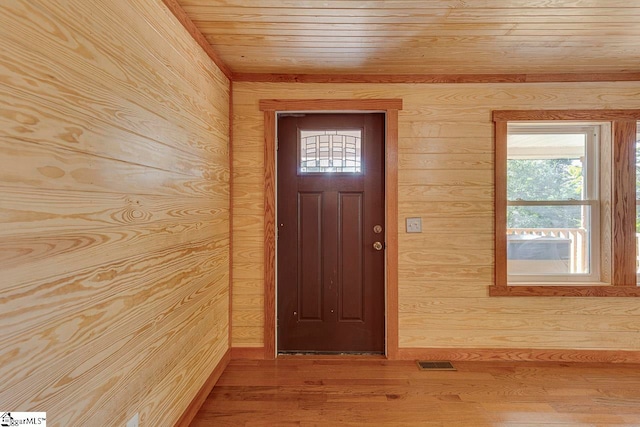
<box><xmin>175</xmin><ymin>0</ymin><xmax>640</xmax><ymax>76</ymax></box>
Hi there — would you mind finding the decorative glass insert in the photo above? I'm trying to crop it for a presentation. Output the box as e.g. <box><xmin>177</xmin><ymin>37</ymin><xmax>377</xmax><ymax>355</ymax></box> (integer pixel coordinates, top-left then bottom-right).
<box><xmin>299</xmin><ymin>129</ymin><xmax>362</xmax><ymax>173</ymax></box>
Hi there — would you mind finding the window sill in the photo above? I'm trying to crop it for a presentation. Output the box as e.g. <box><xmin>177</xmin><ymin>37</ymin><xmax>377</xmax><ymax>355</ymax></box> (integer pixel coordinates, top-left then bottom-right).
<box><xmin>490</xmin><ymin>284</ymin><xmax>640</xmax><ymax>297</ymax></box>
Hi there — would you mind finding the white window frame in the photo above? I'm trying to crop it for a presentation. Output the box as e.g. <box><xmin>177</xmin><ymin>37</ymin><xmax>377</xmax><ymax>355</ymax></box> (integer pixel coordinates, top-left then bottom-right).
<box><xmin>506</xmin><ymin>123</ymin><xmax>601</xmax><ymax>283</ymax></box>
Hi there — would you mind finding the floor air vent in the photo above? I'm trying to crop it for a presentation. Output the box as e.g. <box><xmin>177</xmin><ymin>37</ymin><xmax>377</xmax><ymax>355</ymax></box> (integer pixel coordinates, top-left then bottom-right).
<box><xmin>416</xmin><ymin>361</ymin><xmax>456</xmax><ymax>371</ymax></box>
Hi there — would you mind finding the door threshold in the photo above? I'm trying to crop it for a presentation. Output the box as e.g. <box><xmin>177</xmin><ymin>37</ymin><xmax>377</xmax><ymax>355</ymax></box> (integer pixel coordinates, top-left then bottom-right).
<box><xmin>277</xmin><ymin>352</ymin><xmax>386</xmax><ymax>359</ymax></box>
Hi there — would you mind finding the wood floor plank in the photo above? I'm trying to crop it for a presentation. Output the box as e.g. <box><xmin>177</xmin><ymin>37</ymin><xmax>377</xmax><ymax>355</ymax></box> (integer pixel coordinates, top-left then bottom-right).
<box><xmin>191</xmin><ymin>359</ymin><xmax>640</xmax><ymax>426</ymax></box>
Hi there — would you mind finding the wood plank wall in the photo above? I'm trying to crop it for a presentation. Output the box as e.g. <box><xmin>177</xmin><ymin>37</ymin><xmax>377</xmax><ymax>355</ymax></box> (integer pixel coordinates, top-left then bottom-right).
<box><xmin>0</xmin><ymin>1</ymin><xmax>230</xmax><ymax>425</ymax></box>
<box><xmin>232</xmin><ymin>82</ymin><xmax>640</xmax><ymax>351</ymax></box>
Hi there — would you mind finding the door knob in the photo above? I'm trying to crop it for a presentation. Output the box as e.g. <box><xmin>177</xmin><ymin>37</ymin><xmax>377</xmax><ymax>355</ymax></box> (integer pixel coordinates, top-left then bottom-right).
<box><xmin>373</xmin><ymin>241</ymin><xmax>383</xmax><ymax>251</ymax></box>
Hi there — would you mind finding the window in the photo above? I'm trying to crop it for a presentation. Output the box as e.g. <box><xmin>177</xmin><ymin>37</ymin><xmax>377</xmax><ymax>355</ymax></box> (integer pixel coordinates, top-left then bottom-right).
<box><xmin>299</xmin><ymin>129</ymin><xmax>362</xmax><ymax>173</ymax></box>
<box><xmin>506</xmin><ymin>124</ymin><xmax>600</xmax><ymax>282</ymax></box>
<box><xmin>492</xmin><ymin>110</ymin><xmax>640</xmax><ymax>297</ymax></box>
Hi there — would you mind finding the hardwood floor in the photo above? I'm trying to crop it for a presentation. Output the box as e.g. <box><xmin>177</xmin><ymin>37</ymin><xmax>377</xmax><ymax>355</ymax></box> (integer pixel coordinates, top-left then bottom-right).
<box><xmin>191</xmin><ymin>358</ymin><xmax>640</xmax><ymax>426</ymax></box>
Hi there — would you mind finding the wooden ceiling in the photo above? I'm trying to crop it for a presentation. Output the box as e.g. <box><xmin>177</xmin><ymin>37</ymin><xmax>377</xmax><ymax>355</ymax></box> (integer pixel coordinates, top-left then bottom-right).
<box><xmin>175</xmin><ymin>0</ymin><xmax>640</xmax><ymax>77</ymax></box>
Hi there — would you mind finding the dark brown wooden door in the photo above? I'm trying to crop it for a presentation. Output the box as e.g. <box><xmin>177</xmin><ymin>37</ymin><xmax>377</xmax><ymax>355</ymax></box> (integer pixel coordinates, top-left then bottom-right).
<box><xmin>277</xmin><ymin>113</ymin><xmax>385</xmax><ymax>353</ymax></box>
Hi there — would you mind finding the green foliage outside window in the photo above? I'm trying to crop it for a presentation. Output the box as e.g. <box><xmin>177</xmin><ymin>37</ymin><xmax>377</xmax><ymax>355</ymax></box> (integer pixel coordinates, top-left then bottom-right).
<box><xmin>507</xmin><ymin>159</ymin><xmax>583</xmax><ymax>229</ymax></box>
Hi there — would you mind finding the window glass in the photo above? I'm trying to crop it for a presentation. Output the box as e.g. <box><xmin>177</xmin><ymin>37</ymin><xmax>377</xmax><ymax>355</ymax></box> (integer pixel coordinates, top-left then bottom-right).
<box><xmin>506</xmin><ymin>125</ymin><xmax>598</xmax><ymax>281</ymax></box>
<box><xmin>299</xmin><ymin>130</ymin><xmax>362</xmax><ymax>173</ymax></box>
<box><xmin>507</xmin><ymin>206</ymin><xmax>591</xmax><ymax>275</ymax></box>
<box><xmin>636</xmin><ymin>124</ymin><xmax>640</xmax><ymax>273</ymax></box>
<box><xmin>507</xmin><ymin>133</ymin><xmax>585</xmax><ymax>201</ymax></box>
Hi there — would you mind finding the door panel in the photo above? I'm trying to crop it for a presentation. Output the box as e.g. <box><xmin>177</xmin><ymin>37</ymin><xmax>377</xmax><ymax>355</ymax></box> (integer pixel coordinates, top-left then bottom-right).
<box><xmin>338</xmin><ymin>192</ymin><xmax>364</xmax><ymax>322</ymax></box>
<box><xmin>298</xmin><ymin>192</ymin><xmax>323</xmax><ymax>321</ymax></box>
<box><xmin>277</xmin><ymin>113</ymin><xmax>384</xmax><ymax>353</ymax></box>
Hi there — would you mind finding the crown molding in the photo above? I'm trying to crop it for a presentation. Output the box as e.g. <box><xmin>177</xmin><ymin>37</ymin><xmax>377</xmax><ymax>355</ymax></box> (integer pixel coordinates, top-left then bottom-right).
<box><xmin>233</xmin><ymin>72</ymin><xmax>640</xmax><ymax>84</ymax></box>
<box><xmin>161</xmin><ymin>0</ymin><xmax>232</xmax><ymax>80</ymax></box>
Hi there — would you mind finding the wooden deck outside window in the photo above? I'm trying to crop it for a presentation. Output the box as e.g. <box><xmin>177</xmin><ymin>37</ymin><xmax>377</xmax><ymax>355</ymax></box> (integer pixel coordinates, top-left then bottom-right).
<box><xmin>492</xmin><ymin>110</ymin><xmax>640</xmax><ymax>297</ymax></box>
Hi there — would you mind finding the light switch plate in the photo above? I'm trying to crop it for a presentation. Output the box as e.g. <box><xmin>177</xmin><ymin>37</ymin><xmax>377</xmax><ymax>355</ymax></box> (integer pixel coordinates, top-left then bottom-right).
<box><xmin>406</xmin><ymin>217</ymin><xmax>422</xmax><ymax>233</ymax></box>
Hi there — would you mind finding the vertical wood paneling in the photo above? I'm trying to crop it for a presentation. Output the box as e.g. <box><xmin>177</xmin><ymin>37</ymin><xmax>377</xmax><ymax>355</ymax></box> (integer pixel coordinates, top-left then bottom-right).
<box><xmin>233</xmin><ymin>82</ymin><xmax>640</xmax><ymax>354</ymax></box>
<box><xmin>0</xmin><ymin>0</ymin><xmax>230</xmax><ymax>426</ymax></box>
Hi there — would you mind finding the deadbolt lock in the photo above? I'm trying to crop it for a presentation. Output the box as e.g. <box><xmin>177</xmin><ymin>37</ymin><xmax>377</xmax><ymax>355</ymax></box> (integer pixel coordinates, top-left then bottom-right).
<box><xmin>373</xmin><ymin>225</ymin><xmax>383</xmax><ymax>234</ymax></box>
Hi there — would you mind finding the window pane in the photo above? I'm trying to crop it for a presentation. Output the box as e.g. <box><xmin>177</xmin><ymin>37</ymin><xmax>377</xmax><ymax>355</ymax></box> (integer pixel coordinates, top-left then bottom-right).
<box><xmin>507</xmin><ymin>205</ymin><xmax>590</xmax><ymax>275</ymax></box>
<box><xmin>504</xmin><ymin>124</ymin><xmax>602</xmax><ymax>282</ymax></box>
<box><xmin>636</xmin><ymin>126</ymin><xmax>640</xmax><ymax>199</ymax></box>
<box><xmin>508</xmin><ymin>205</ymin><xmax>584</xmax><ymax>229</ymax></box>
<box><xmin>507</xmin><ymin>133</ymin><xmax>585</xmax><ymax>201</ymax></box>
<box><xmin>637</xmin><ymin>208</ymin><xmax>640</xmax><ymax>274</ymax></box>
<box><xmin>636</xmin><ymin>123</ymin><xmax>640</xmax><ymax>273</ymax></box>
<box><xmin>299</xmin><ymin>130</ymin><xmax>362</xmax><ymax>173</ymax></box>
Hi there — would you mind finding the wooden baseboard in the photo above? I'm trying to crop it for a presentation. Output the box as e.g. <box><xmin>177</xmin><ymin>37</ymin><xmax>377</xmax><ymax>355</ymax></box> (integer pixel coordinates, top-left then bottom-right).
<box><xmin>231</xmin><ymin>347</ymin><xmax>266</xmax><ymax>360</ymax></box>
<box><xmin>175</xmin><ymin>348</ymin><xmax>231</xmax><ymax>427</ymax></box>
<box><xmin>396</xmin><ymin>348</ymin><xmax>640</xmax><ymax>363</ymax></box>
<box><xmin>226</xmin><ymin>347</ymin><xmax>640</xmax><ymax>364</ymax></box>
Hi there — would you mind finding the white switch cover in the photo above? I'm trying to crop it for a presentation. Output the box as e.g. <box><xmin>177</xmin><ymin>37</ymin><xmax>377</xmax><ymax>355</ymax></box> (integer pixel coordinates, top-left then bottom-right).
<box><xmin>406</xmin><ymin>217</ymin><xmax>422</xmax><ymax>233</ymax></box>
<box><xmin>126</xmin><ymin>413</ymin><xmax>139</xmax><ymax>427</ymax></box>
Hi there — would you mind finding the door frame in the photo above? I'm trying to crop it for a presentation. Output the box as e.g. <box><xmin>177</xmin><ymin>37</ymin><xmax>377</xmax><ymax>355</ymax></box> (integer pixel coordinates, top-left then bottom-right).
<box><xmin>259</xmin><ymin>99</ymin><xmax>402</xmax><ymax>360</ymax></box>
